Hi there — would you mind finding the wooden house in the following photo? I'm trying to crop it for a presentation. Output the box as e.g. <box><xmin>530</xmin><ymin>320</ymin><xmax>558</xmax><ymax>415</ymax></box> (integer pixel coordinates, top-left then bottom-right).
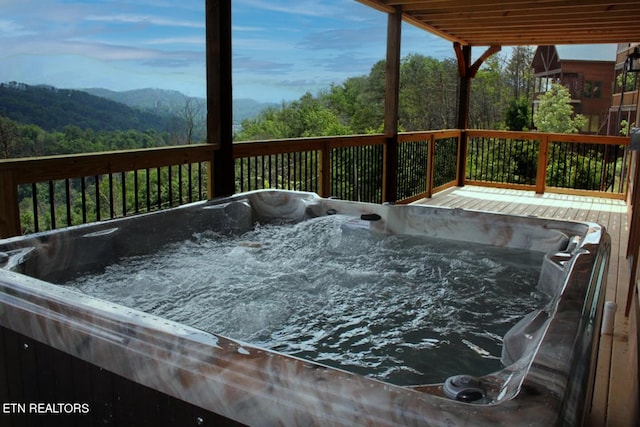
<box><xmin>532</xmin><ymin>45</ymin><xmax>616</xmax><ymax>134</ymax></box>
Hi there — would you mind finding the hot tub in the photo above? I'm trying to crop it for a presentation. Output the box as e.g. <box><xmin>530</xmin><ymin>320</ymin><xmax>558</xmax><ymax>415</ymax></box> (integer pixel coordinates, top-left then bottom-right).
<box><xmin>0</xmin><ymin>190</ymin><xmax>610</xmax><ymax>426</ymax></box>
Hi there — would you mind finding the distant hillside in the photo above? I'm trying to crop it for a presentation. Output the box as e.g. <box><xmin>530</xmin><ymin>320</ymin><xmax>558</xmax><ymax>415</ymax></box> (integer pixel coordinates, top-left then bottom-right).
<box><xmin>0</xmin><ymin>83</ymin><xmax>278</xmax><ymax>136</ymax></box>
<box><xmin>84</xmin><ymin>87</ymin><xmax>277</xmax><ymax>123</ymax></box>
<box><xmin>84</xmin><ymin>87</ymin><xmax>192</xmax><ymax>116</ymax></box>
<box><xmin>233</xmin><ymin>98</ymin><xmax>278</xmax><ymax>122</ymax></box>
<box><xmin>0</xmin><ymin>82</ymin><xmax>176</xmax><ymax>132</ymax></box>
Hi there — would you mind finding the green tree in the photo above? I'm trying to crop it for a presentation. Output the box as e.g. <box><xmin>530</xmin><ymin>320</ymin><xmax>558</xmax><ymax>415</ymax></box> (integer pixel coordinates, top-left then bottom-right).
<box><xmin>505</xmin><ymin>46</ymin><xmax>534</xmax><ymax>100</ymax></box>
<box><xmin>235</xmin><ymin>93</ymin><xmax>349</xmax><ymax>141</ymax></box>
<box><xmin>400</xmin><ymin>55</ymin><xmax>458</xmax><ymax>131</ymax></box>
<box><xmin>350</xmin><ymin>61</ymin><xmax>386</xmax><ymax>133</ymax></box>
<box><xmin>0</xmin><ymin>114</ymin><xmax>19</xmax><ymax>158</ymax></box>
<box><xmin>533</xmin><ymin>83</ymin><xmax>587</xmax><ymax>133</ymax></box>
<box><xmin>470</xmin><ymin>55</ymin><xmax>506</xmax><ymax>129</ymax></box>
<box><xmin>505</xmin><ymin>98</ymin><xmax>531</xmax><ymax>131</ymax></box>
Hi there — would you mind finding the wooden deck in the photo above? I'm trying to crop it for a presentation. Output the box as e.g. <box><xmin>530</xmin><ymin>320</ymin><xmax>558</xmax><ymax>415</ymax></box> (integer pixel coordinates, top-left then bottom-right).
<box><xmin>414</xmin><ymin>185</ymin><xmax>638</xmax><ymax>427</ymax></box>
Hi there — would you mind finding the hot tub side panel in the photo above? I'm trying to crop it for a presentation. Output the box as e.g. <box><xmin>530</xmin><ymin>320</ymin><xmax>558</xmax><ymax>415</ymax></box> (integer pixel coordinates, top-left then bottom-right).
<box><xmin>0</xmin><ymin>326</ymin><xmax>244</xmax><ymax>426</ymax></box>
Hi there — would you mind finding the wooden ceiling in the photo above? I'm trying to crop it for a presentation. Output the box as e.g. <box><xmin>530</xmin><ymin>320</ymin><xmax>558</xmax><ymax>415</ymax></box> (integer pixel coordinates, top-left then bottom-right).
<box><xmin>356</xmin><ymin>0</ymin><xmax>640</xmax><ymax>46</ymax></box>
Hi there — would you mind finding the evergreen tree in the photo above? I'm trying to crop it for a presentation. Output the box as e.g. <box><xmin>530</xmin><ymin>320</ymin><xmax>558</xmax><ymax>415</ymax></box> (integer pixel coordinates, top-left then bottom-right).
<box><xmin>505</xmin><ymin>98</ymin><xmax>531</xmax><ymax>131</ymax></box>
<box><xmin>505</xmin><ymin>46</ymin><xmax>534</xmax><ymax>100</ymax></box>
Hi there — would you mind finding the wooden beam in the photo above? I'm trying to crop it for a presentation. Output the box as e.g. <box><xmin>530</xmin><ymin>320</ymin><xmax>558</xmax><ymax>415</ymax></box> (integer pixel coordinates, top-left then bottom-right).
<box><xmin>206</xmin><ymin>0</ymin><xmax>234</xmax><ymax>199</ymax></box>
<box><xmin>455</xmin><ymin>43</ymin><xmax>501</xmax><ymax>78</ymax></box>
<box><xmin>453</xmin><ymin>42</ymin><xmax>467</xmax><ymax>78</ymax></box>
<box><xmin>454</xmin><ymin>44</ymin><xmax>501</xmax><ymax>186</ymax></box>
<box><xmin>383</xmin><ymin>6</ymin><xmax>402</xmax><ymax>203</ymax></box>
<box><xmin>468</xmin><ymin>45</ymin><xmax>501</xmax><ymax>78</ymax></box>
<box><xmin>455</xmin><ymin>46</ymin><xmax>471</xmax><ymax>143</ymax></box>
<box><xmin>411</xmin><ymin>5</ymin><xmax>640</xmax><ymax>21</ymax></box>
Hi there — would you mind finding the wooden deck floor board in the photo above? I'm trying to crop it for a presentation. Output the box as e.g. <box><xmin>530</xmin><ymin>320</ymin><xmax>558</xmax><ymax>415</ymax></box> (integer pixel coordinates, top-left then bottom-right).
<box><xmin>413</xmin><ymin>185</ymin><xmax>634</xmax><ymax>427</ymax></box>
<box><xmin>607</xmin><ymin>209</ymin><xmax>633</xmax><ymax>427</ymax></box>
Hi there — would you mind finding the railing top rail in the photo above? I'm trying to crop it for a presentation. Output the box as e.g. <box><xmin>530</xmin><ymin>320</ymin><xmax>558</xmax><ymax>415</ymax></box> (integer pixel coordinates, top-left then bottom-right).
<box><xmin>465</xmin><ymin>129</ymin><xmax>629</xmax><ymax>146</ymax></box>
<box><xmin>399</xmin><ymin>129</ymin><xmax>461</xmax><ymax>142</ymax></box>
<box><xmin>544</xmin><ymin>133</ymin><xmax>629</xmax><ymax>145</ymax></box>
<box><xmin>0</xmin><ymin>143</ymin><xmax>218</xmax><ymax>184</ymax></box>
<box><xmin>233</xmin><ymin>134</ymin><xmax>387</xmax><ymax>158</ymax></box>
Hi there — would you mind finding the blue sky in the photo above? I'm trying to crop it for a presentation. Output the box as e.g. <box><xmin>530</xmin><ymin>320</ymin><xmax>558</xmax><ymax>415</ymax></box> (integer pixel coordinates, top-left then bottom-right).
<box><xmin>0</xmin><ymin>1</ymin><xmax>621</xmax><ymax>103</ymax></box>
<box><xmin>0</xmin><ymin>0</ymin><xmax>456</xmax><ymax>102</ymax></box>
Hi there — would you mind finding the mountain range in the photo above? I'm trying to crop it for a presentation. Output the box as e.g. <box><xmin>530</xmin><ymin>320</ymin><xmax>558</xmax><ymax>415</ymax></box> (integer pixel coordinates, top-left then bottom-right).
<box><xmin>82</xmin><ymin>88</ymin><xmax>277</xmax><ymax>125</ymax></box>
<box><xmin>0</xmin><ymin>82</ymin><xmax>276</xmax><ymax>133</ymax></box>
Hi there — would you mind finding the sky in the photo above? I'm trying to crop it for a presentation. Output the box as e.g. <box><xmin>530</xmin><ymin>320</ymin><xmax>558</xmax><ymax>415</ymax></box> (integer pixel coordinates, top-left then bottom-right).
<box><xmin>0</xmin><ymin>0</ymin><xmax>457</xmax><ymax>103</ymax></box>
<box><xmin>1</xmin><ymin>1</ymin><xmax>619</xmax><ymax>104</ymax></box>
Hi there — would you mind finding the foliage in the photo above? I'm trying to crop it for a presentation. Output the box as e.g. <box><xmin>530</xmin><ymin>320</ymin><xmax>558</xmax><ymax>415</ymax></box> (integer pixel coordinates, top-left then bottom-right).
<box><xmin>504</xmin><ymin>47</ymin><xmax>535</xmax><ymax>100</ymax></box>
<box><xmin>400</xmin><ymin>55</ymin><xmax>458</xmax><ymax>131</ymax></box>
<box><xmin>467</xmin><ymin>138</ymin><xmax>538</xmax><ymax>185</ymax></box>
<box><xmin>0</xmin><ymin>114</ymin><xmax>19</xmax><ymax>158</ymax></box>
<box><xmin>235</xmin><ymin>93</ymin><xmax>350</xmax><ymax>140</ymax></box>
<box><xmin>545</xmin><ymin>143</ymin><xmax>626</xmax><ymax>192</ymax></box>
<box><xmin>616</xmin><ymin>71</ymin><xmax>638</xmax><ymax>92</ymax></box>
<box><xmin>505</xmin><ymin>98</ymin><xmax>531</xmax><ymax>131</ymax></box>
<box><xmin>533</xmin><ymin>83</ymin><xmax>587</xmax><ymax>133</ymax></box>
<box><xmin>470</xmin><ymin>56</ymin><xmax>507</xmax><ymax>129</ymax></box>
<box><xmin>0</xmin><ymin>116</ymin><xmax>171</xmax><ymax>158</ymax></box>
<box><xmin>619</xmin><ymin>119</ymin><xmax>636</xmax><ymax>136</ymax></box>
<box><xmin>0</xmin><ymin>82</ymin><xmax>181</xmax><ymax>134</ymax></box>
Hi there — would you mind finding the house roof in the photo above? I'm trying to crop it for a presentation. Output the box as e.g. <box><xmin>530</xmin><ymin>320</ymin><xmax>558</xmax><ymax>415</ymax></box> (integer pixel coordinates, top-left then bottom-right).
<box><xmin>554</xmin><ymin>45</ymin><xmax>618</xmax><ymax>62</ymax></box>
<box><xmin>531</xmin><ymin>45</ymin><xmax>617</xmax><ymax>74</ymax></box>
<box><xmin>356</xmin><ymin>1</ymin><xmax>640</xmax><ymax>46</ymax></box>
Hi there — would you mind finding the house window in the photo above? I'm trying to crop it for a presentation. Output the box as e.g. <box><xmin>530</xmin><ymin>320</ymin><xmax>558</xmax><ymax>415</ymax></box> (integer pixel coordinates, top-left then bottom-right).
<box><xmin>584</xmin><ymin>81</ymin><xmax>602</xmax><ymax>98</ymax></box>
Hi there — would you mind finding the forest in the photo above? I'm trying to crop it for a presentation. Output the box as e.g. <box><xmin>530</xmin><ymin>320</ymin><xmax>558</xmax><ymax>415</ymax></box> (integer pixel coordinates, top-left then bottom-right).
<box><xmin>0</xmin><ymin>82</ymin><xmax>180</xmax><ymax>135</ymax></box>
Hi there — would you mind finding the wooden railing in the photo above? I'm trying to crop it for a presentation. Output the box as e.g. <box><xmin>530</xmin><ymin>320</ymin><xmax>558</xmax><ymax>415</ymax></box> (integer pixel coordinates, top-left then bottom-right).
<box><xmin>233</xmin><ymin>130</ymin><xmax>461</xmax><ymax>204</ymax></box>
<box><xmin>466</xmin><ymin>130</ymin><xmax>629</xmax><ymax>199</ymax></box>
<box><xmin>0</xmin><ymin>130</ymin><xmax>630</xmax><ymax>238</ymax></box>
<box><xmin>397</xmin><ymin>130</ymin><xmax>460</xmax><ymax>203</ymax></box>
<box><xmin>0</xmin><ymin>144</ymin><xmax>217</xmax><ymax>238</ymax></box>
<box><xmin>233</xmin><ymin>134</ymin><xmax>386</xmax><ymax>202</ymax></box>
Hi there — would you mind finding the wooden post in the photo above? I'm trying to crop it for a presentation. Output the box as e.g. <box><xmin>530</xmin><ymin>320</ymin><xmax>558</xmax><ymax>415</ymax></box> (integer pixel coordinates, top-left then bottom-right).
<box><xmin>454</xmin><ymin>44</ymin><xmax>500</xmax><ymax>187</ymax></box>
<box><xmin>425</xmin><ymin>134</ymin><xmax>435</xmax><ymax>198</ymax></box>
<box><xmin>455</xmin><ymin>43</ymin><xmax>471</xmax><ymax>187</ymax></box>
<box><xmin>0</xmin><ymin>169</ymin><xmax>21</xmax><ymax>238</ymax></box>
<box><xmin>318</xmin><ymin>142</ymin><xmax>331</xmax><ymax>198</ymax></box>
<box><xmin>536</xmin><ymin>135</ymin><xmax>549</xmax><ymax>194</ymax></box>
<box><xmin>206</xmin><ymin>0</ymin><xmax>234</xmax><ymax>199</ymax></box>
<box><xmin>382</xmin><ymin>6</ymin><xmax>402</xmax><ymax>203</ymax></box>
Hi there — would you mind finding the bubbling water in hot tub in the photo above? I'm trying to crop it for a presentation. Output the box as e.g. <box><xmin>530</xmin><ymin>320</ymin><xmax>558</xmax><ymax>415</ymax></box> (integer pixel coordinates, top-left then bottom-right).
<box><xmin>67</xmin><ymin>214</ymin><xmax>547</xmax><ymax>386</ymax></box>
